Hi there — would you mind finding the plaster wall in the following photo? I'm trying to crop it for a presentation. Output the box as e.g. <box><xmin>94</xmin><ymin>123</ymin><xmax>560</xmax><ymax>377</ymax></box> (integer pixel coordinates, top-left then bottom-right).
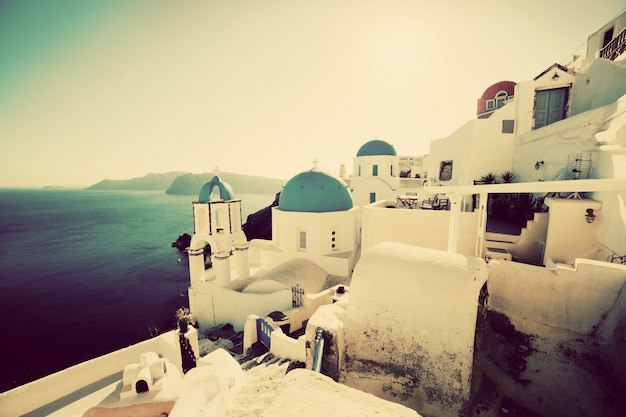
<box><xmin>571</xmin><ymin>59</ymin><xmax>626</xmax><ymax>115</ymax></box>
<box><xmin>260</xmin><ymin>246</ymin><xmax>354</xmax><ymax>277</ymax></box>
<box><xmin>514</xmin><ymin>68</ymin><xmax>576</xmax><ymax>137</ymax></box>
<box><xmin>272</xmin><ymin>208</ymin><xmax>358</xmax><ymax>255</ymax></box>
<box><xmin>592</xmin><ymin>188</ymin><xmax>626</xmax><ymax>259</ymax></box>
<box><xmin>188</xmin><ymin>281</ymin><xmax>291</xmax><ymax>330</ymax></box>
<box><xmin>543</xmin><ymin>197</ymin><xmax>603</xmax><ymax>264</ymax></box>
<box><xmin>470</xmin><ymin>104</ymin><xmax>516</xmax><ymax>181</ymax></box>
<box><xmin>586</xmin><ymin>12</ymin><xmax>626</xmax><ymax>61</ymax></box>
<box><xmin>352</xmin><ymin>154</ymin><xmax>399</xmax><ymax>179</ymax></box>
<box><xmin>487</xmin><ymin>258</ymin><xmax>626</xmax><ymax>333</ymax></box>
<box><xmin>428</xmin><ymin>121</ymin><xmax>473</xmax><ymax>185</ymax></box>
<box><xmin>341</xmin><ymin>243</ymin><xmax>488</xmax><ymax>417</ymax></box>
<box><xmin>0</xmin><ymin>331</ymin><xmax>184</xmax><ymax>416</ymax></box>
<box><xmin>361</xmin><ymin>202</ymin><xmax>478</xmax><ymax>256</ymax></box>
<box><xmin>428</xmin><ymin>104</ymin><xmax>515</xmax><ymax>186</ymax></box>
<box><xmin>351</xmin><ymin>177</ymin><xmax>396</xmax><ymax>206</ymax></box>
<box><xmin>512</xmin><ymin>108</ymin><xmax>608</xmax><ymax>183</ymax></box>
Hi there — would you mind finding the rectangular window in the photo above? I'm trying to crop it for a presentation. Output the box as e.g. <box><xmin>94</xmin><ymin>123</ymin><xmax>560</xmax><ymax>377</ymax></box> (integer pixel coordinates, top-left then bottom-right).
<box><xmin>369</xmin><ymin>192</ymin><xmax>376</xmax><ymax>203</ymax></box>
<box><xmin>603</xmin><ymin>27</ymin><xmax>614</xmax><ymax>48</ymax></box>
<box><xmin>299</xmin><ymin>231</ymin><xmax>306</xmax><ymax>251</ymax></box>
<box><xmin>486</xmin><ymin>99</ymin><xmax>495</xmax><ymax>110</ymax></box>
<box><xmin>502</xmin><ymin>120</ymin><xmax>515</xmax><ymax>133</ymax></box>
<box><xmin>372</xmin><ymin>165</ymin><xmax>378</xmax><ymax>176</ymax></box>
<box><xmin>439</xmin><ymin>161</ymin><xmax>453</xmax><ymax>181</ymax></box>
<box><xmin>390</xmin><ymin>165</ymin><xmax>393</xmax><ymax>176</ymax></box>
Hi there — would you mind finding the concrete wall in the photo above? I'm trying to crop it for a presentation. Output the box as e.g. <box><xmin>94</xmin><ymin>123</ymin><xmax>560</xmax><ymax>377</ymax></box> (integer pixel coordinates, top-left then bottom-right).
<box><xmin>428</xmin><ymin>103</ymin><xmax>515</xmax><ymax>187</ymax></box>
<box><xmin>340</xmin><ymin>243</ymin><xmax>488</xmax><ymax>417</ymax></box>
<box><xmin>189</xmin><ymin>280</ymin><xmax>292</xmax><ymax>331</ymax></box>
<box><xmin>0</xmin><ymin>331</ymin><xmax>184</xmax><ymax>417</ymax></box>
<box><xmin>543</xmin><ymin>197</ymin><xmax>603</xmax><ymax>264</ymax></box>
<box><xmin>586</xmin><ymin>11</ymin><xmax>626</xmax><ymax>62</ymax></box>
<box><xmin>571</xmin><ymin>59</ymin><xmax>626</xmax><ymax>116</ymax></box>
<box><xmin>361</xmin><ymin>201</ymin><xmax>478</xmax><ymax>256</ymax></box>
<box><xmin>351</xmin><ymin>176</ymin><xmax>397</xmax><ymax>206</ymax></box>
<box><xmin>272</xmin><ymin>208</ymin><xmax>358</xmax><ymax>255</ymax></box>
<box><xmin>487</xmin><ymin>258</ymin><xmax>626</xmax><ymax>333</ymax></box>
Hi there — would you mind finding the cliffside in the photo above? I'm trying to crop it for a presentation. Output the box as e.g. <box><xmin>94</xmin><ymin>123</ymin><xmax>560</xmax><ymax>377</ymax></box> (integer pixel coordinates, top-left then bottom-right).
<box><xmin>242</xmin><ymin>192</ymin><xmax>280</xmax><ymax>240</ymax></box>
<box><xmin>166</xmin><ymin>172</ymin><xmax>285</xmax><ymax>196</ymax></box>
<box><xmin>87</xmin><ymin>172</ymin><xmax>185</xmax><ymax>191</ymax></box>
<box><xmin>86</xmin><ymin>171</ymin><xmax>285</xmax><ymax>195</ymax></box>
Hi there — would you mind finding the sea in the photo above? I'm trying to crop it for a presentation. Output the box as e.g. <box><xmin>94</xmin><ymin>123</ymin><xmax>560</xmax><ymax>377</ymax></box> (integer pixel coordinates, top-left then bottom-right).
<box><xmin>0</xmin><ymin>188</ymin><xmax>275</xmax><ymax>393</ymax></box>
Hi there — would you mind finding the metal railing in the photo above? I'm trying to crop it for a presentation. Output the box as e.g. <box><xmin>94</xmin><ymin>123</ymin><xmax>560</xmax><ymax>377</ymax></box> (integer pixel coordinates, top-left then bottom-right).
<box><xmin>599</xmin><ymin>27</ymin><xmax>626</xmax><ymax>61</ymax></box>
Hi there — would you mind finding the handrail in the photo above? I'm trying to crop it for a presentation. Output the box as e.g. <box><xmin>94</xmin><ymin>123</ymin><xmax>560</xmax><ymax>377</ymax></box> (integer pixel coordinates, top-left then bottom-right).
<box><xmin>312</xmin><ymin>327</ymin><xmax>324</xmax><ymax>372</ymax></box>
<box><xmin>599</xmin><ymin>27</ymin><xmax>626</xmax><ymax>60</ymax></box>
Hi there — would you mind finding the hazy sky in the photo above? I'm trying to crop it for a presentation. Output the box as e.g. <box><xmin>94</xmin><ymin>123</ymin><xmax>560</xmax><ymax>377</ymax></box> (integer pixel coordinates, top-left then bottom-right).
<box><xmin>1</xmin><ymin>0</ymin><xmax>625</xmax><ymax>187</ymax></box>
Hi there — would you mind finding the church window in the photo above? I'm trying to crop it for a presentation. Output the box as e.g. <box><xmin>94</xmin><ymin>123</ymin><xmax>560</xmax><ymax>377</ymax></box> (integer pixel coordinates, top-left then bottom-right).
<box><xmin>439</xmin><ymin>161</ymin><xmax>453</xmax><ymax>181</ymax></box>
<box><xmin>373</xmin><ymin>165</ymin><xmax>378</xmax><ymax>176</ymax></box>
<box><xmin>358</xmin><ymin>165</ymin><xmax>361</xmax><ymax>176</ymax></box>
<box><xmin>390</xmin><ymin>165</ymin><xmax>393</xmax><ymax>176</ymax></box>
<box><xmin>369</xmin><ymin>192</ymin><xmax>376</xmax><ymax>203</ymax></box>
<box><xmin>331</xmin><ymin>229</ymin><xmax>339</xmax><ymax>252</ymax></box>
<box><xmin>298</xmin><ymin>230</ymin><xmax>307</xmax><ymax>251</ymax></box>
<box><xmin>495</xmin><ymin>91</ymin><xmax>507</xmax><ymax>109</ymax></box>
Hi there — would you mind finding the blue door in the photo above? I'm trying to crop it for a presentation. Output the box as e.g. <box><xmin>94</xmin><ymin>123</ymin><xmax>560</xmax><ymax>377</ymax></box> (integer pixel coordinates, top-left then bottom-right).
<box><xmin>256</xmin><ymin>318</ymin><xmax>274</xmax><ymax>349</ymax></box>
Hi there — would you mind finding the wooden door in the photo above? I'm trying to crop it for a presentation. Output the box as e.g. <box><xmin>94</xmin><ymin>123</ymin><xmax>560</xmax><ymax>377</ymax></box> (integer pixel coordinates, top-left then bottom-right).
<box><xmin>534</xmin><ymin>87</ymin><xmax>569</xmax><ymax>129</ymax></box>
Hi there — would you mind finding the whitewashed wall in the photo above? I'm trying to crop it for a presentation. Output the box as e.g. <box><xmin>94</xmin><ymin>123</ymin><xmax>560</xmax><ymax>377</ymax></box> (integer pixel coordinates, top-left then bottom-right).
<box><xmin>427</xmin><ymin>103</ymin><xmax>515</xmax><ymax>186</ymax></box>
<box><xmin>487</xmin><ymin>258</ymin><xmax>626</xmax><ymax>333</ymax></box>
<box><xmin>0</xmin><ymin>331</ymin><xmax>185</xmax><ymax>416</ymax></box>
<box><xmin>361</xmin><ymin>201</ymin><xmax>478</xmax><ymax>256</ymax></box>
<box><xmin>189</xmin><ymin>280</ymin><xmax>291</xmax><ymax>331</ymax></box>
<box><xmin>543</xmin><ymin>197</ymin><xmax>603</xmax><ymax>264</ymax></box>
<box><xmin>272</xmin><ymin>208</ymin><xmax>358</xmax><ymax>255</ymax></box>
<box><xmin>341</xmin><ymin>243</ymin><xmax>488</xmax><ymax>417</ymax></box>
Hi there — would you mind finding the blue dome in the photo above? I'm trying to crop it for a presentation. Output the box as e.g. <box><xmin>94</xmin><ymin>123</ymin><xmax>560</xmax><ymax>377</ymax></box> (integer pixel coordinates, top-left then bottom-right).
<box><xmin>356</xmin><ymin>140</ymin><xmax>397</xmax><ymax>156</ymax></box>
<box><xmin>278</xmin><ymin>170</ymin><xmax>353</xmax><ymax>212</ymax></box>
<box><xmin>198</xmin><ymin>176</ymin><xmax>234</xmax><ymax>202</ymax></box>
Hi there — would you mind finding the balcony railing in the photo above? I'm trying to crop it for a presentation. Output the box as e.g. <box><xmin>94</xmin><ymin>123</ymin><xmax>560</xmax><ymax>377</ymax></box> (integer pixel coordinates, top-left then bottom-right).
<box><xmin>599</xmin><ymin>27</ymin><xmax>626</xmax><ymax>61</ymax></box>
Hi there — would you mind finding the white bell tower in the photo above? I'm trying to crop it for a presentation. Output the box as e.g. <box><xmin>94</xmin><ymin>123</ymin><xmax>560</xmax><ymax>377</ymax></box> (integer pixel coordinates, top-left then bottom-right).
<box><xmin>187</xmin><ymin>175</ymin><xmax>249</xmax><ymax>286</ymax></box>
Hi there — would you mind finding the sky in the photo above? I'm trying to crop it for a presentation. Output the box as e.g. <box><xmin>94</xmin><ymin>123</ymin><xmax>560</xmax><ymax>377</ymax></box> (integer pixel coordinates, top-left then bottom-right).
<box><xmin>1</xmin><ymin>0</ymin><xmax>625</xmax><ymax>188</ymax></box>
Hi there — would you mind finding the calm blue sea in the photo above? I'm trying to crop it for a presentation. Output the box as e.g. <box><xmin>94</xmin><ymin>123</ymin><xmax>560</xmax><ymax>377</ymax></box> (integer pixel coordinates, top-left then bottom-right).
<box><xmin>0</xmin><ymin>188</ymin><xmax>274</xmax><ymax>393</ymax></box>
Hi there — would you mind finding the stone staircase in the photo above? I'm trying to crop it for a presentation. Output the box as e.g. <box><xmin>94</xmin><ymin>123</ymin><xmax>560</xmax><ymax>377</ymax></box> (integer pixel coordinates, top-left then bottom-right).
<box><xmin>227</xmin><ymin>351</ymin><xmax>300</xmax><ymax>417</ymax></box>
<box><xmin>199</xmin><ymin>324</ymin><xmax>306</xmax><ymax>416</ymax></box>
<box><xmin>483</xmin><ymin>213</ymin><xmax>549</xmax><ymax>264</ymax></box>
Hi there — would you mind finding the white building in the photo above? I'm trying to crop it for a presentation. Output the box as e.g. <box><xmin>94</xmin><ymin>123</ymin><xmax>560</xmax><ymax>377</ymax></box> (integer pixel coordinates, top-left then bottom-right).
<box><xmin>262</xmin><ymin>167</ymin><xmax>360</xmax><ymax>277</ymax></box>
<box><xmin>349</xmin><ymin>139</ymin><xmax>427</xmax><ymax>206</ymax></box>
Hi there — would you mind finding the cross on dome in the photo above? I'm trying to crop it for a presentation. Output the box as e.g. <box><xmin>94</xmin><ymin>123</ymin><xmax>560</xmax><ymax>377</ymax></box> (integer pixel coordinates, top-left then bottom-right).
<box><xmin>312</xmin><ymin>158</ymin><xmax>319</xmax><ymax>169</ymax></box>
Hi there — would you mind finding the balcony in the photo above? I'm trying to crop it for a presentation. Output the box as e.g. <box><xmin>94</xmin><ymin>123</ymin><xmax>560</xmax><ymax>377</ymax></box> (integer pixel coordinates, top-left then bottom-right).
<box><xmin>599</xmin><ymin>27</ymin><xmax>626</xmax><ymax>61</ymax></box>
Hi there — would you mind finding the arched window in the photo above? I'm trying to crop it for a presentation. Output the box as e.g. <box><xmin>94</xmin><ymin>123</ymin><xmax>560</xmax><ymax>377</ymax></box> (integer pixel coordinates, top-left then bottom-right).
<box><xmin>298</xmin><ymin>228</ymin><xmax>307</xmax><ymax>251</ymax></box>
<box><xmin>495</xmin><ymin>91</ymin><xmax>508</xmax><ymax>109</ymax></box>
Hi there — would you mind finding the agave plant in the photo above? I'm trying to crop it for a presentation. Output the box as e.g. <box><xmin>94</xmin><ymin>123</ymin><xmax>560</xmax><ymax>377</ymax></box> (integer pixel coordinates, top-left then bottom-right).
<box><xmin>479</xmin><ymin>172</ymin><xmax>498</xmax><ymax>184</ymax></box>
<box><xmin>500</xmin><ymin>171</ymin><xmax>517</xmax><ymax>183</ymax></box>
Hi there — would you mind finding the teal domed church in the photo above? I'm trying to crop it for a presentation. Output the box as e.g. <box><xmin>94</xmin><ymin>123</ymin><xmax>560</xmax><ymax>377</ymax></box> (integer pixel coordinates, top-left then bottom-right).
<box><xmin>349</xmin><ymin>139</ymin><xmax>425</xmax><ymax>206</ymax></box>
<box><xmin>263</xmin><ymin>167</ymin><xmax>360</xmax><ymax>277</ymax></box>
<box><xmin>349</xmin><ymin>139</ymin><xmax>401</xmax><ymax>206</ymax></box>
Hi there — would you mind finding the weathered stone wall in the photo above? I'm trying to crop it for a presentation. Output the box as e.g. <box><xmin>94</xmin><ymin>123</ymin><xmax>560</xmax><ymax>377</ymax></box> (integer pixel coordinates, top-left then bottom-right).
<box><xmin>340</xmin><ymin>243</ymin><xmax>488</xmax><ymax>417</ymax></box>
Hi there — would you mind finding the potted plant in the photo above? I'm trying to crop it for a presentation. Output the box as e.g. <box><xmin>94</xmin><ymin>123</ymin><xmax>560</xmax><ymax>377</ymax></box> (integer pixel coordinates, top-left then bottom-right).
<box><xmin>176</xmin><ymin>307</ymin><xmax>192</xmax><ymax>333</ymax></box>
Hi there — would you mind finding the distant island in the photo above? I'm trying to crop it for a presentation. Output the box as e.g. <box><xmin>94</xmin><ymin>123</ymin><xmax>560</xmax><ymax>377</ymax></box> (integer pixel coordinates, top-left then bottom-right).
<box><xmin>87</xmin><ymin>171</ymin><xmax>286</xmax><ymax>196</ymax></box>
